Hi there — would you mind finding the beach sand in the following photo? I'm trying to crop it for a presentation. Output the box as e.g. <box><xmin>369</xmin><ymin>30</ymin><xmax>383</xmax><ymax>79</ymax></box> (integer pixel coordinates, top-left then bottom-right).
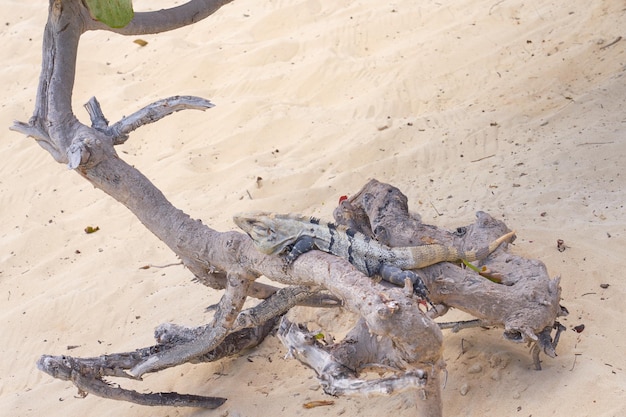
<box><xmin>1</xmin><ymin>0</ymin><xmax>625</xmax><ymax>416</ymax></box>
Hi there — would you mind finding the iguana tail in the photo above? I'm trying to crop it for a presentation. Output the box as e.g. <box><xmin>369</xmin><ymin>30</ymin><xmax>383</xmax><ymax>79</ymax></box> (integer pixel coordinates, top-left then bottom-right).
<box><xmin>397</xmin><ymin>230</ymin><xmax>516</xmax><ymax>269</ymax></box>
<box><xmin>461</xmin><ymin>230</ymin><xmax>516</xmax><ymax>262</ymax></box>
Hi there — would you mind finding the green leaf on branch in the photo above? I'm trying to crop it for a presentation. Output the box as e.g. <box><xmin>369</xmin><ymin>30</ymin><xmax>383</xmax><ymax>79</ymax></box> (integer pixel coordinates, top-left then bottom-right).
<box><xmin>84</xmin><ymin>0</ymin><xmax>134</xmax><ymax>28</ymax></box>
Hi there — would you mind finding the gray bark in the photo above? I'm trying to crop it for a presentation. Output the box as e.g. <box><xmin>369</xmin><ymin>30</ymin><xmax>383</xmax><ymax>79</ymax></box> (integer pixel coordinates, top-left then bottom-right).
<box><xmin>11</xmin><ymin>2</ymin><xmax>565</xmax><ymax>415</ymax></box>
<box><xmin>333</xmin><ymin>179</ymin><xmax>568</xmax><ymax>367</ymax></box>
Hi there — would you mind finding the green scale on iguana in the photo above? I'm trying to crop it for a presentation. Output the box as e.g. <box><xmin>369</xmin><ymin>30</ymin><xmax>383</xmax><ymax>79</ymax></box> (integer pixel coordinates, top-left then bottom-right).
<box><xmin>234</xmin><ymin>212</ymin><xmax>515</xmax><ymax>304</ymax></box>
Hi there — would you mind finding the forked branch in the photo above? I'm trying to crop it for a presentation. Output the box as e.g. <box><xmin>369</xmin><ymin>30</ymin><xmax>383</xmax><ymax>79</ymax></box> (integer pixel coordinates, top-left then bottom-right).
<box><xmin>84</xmin><ymin>95</ymin><xmax>215</xmax><ymax>146</ymax></box>
<box><xmin>37</xmin><ymin>315</ymin><xmax>279</xmax><ymax>408</ymax></box>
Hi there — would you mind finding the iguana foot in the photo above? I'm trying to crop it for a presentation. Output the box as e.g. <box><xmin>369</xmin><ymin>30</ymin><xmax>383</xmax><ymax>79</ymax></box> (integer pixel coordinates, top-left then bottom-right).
<box><xmin>285</xmin><ymin>235</ymin><xmax>316</xmax><ymax>264</ymax></box>
<box><xmin>284</xmin><ymin>236</ymin><xmax>433</xmax><ymax>307</ymax></box>
<box><xmin>407</xmin><ymin>272</ymin><xmax>432</xmax><ymax>306</ymax></box>
<box><xmin>379</xmin><ymin>265</ymin><xmax>432</xmax><ymax>307</ymax></box>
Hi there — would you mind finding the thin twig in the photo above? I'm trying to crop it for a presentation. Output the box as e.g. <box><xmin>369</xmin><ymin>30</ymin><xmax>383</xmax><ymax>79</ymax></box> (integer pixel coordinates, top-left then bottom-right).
<box><xmin>143</xmin><ymin>262</ymin><xmax>183</xmax><ymax>269</ymax></box>
<box><xmin>470</xmin><ymin>154</ymin><xmax>495</xmax><ymax>163</ymax></box>
<box><xmin>599</xmin><ymin>36</ymin><xmax>622</xmax><ymax>50</ymax></box>
<box><xmin>129</xmin><ymin>272</ymin><xmax>252</xmax><ymax>377</ymax></box>
<box><xmin>576</xmin><ymin>141</ymin><xmax>615</xmax><ymax>146</ymax></box>
<box><xmin>489</xmin><ymin>0</ymin><xmax>508</xmax><ymax>15</ymax></box>
<box><xmin>438</xmin><ymin>319</ymin><xmax>482</xmax><ymax>332</ymax></box>
<box><xmin>430</xmin><ymin>202</ymin><xmax>442</xmax><ymax>216</ymax></box>
<box><xmin>570</xmin><ymin>353</ymin><xmax>581</xmax><ymax>371</ymax></box>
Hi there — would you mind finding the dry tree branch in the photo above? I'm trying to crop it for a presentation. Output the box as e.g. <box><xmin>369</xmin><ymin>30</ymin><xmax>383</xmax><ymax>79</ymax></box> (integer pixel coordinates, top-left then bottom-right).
<box><xmin>37</xmin><ymin>316</ymin><xmax>280</xmax><ymax>408</ymax></box>
<box><xmin>84</xmin><ymin>95</ymin><xmax>215</xmax><ymax>146</ymax></box>
<box><xmin>129</xmin><ymin>271</ymin><xmax>252</xmax><ymax>376</ymax></box>
<box><xmin>83</xmin><ymin>0</ymin><xmax>236</xmax><ymax>34</ymax></box>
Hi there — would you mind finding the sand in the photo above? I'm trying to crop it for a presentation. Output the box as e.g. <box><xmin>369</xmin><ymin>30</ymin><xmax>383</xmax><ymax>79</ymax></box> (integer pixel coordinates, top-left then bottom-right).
<box><xmin>1</xmin><ymin>0</ymin><xmax>625</xmax><ymax>416</ymax></box>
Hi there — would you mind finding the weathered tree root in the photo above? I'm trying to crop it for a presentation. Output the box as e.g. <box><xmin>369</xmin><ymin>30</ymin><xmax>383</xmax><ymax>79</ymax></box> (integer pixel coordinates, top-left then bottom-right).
<box><xmin>37</xmin><ymin>315</ymin><xmax>279</xmax><ymax>408</ymax></box>
<box><xmin>38</xmin><ymin>355</ymin><xmax>227</xmax><ymax>409</ymax></box>
<box><xmin>35</xmin><ymin>283</ymin><xmax>340</xmax><ymax>407</ymax></box>
<box><xmin>282</xmin><ymin>253</ymin><xmax>446</xmax><ymax>415</ymax></box>
<box><xmin>278</xmin><ymin>316</ymin><xmax>431</xmax><ymax>397</ymax></box>
<box><xmin>333</xmin><ymin>179</ymin><xmax>568</xmax><ymax>369</ymax></box>
<box><xmin>272</xmin><ymin>179</ymin><xmax>567</xmax><ymax>416</ymax></box>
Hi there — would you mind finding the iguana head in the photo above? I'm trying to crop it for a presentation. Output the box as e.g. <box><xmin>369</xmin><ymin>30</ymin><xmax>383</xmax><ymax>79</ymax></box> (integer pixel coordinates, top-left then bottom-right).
<box><xmin>233</xmin><ymin>211</ymin><xmax>304</xmax><ymax>255</ymax></box>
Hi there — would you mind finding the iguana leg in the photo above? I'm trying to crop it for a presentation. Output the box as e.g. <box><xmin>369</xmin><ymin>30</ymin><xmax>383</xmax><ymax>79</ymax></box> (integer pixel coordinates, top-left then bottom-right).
<box><xmin>284</xmin><ymin>237</ymin><xmax>433</xmax><ymax>307</ymax></box>
<box><xmin>378</xmin><ymin>264</ymin><xmax>431</xmax><ymax>306</ymax></box>
<box><xmin>284</xmin><ymin>235</ymin><xmax>316</xmax><ymax>264</ymax></box>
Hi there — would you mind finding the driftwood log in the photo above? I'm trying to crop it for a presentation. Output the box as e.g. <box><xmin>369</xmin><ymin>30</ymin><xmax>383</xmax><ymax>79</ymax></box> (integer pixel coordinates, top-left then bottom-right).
<box><xmin>274</xmin><ymin>179</ymin><xmax>567</xmax><ymax>416</ymax></box>
<box><xmin>333</xmin><ymin>179</ymin><xmax>568</xmax><ymax>368</ymax></box>
<box><xmin>11</xmin><ymin>1</ymin><xmax>566</xmax><ymax>416</ymax></box>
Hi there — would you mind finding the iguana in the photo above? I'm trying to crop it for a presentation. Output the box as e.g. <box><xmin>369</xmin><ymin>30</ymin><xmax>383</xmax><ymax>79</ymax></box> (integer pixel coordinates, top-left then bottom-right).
<box><xmin>234</xmin><ymin>212</ymin><xmax>515</xmax><ymax>304</ymax></box>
